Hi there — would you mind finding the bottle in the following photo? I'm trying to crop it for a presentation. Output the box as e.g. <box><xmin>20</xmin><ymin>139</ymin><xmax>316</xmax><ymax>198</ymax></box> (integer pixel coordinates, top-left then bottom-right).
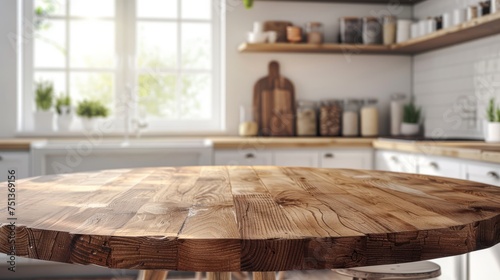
<box><xmin>296</xmin><ymin>100</ymin><xmax>318</xmax><ymax>136</ymax></box>
<box><xmin>361</xmin><ymin>99</ymin><xmax>379</xmax><ymax>137</ymax></box>
<box><xmin>390</xmin><ymin>94</ymin><xmax>407</xmax><ymax>136</ymax></box>
<box><xmin>342</xmin><ymin>99</ymin><xmax>360</xmax><ymax>137</ymax></box>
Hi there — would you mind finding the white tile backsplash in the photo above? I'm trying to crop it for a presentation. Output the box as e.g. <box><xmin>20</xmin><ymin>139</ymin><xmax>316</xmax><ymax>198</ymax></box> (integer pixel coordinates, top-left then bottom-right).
<box><xmin>413</xmin><ymin>1</ymin><xmax>500</xmax><ymax>139</ymax></box>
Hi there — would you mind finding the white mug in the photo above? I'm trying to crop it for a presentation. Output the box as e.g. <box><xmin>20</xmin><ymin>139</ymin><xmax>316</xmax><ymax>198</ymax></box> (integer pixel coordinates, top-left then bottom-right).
<box><xmin>442</xmin><ymin>12</ymin><xmax>452</xmax><ymax>29</ymax></box>
<box><xmin>453</xmin><ymin>8</ymin><xmax>466</xmax><ymax>25</ymax></box>
<box><xmin>396</xmin><ymin>19</ymin><xmax>412</xmax><ymax>43</ymax></box>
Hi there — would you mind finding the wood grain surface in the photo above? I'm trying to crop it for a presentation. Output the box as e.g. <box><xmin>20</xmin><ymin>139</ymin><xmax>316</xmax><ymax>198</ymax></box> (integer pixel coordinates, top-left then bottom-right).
<box><xmin>1</xmin><ymin>166</ymin><xmax>500</xmax><ymax>272</ymax></box>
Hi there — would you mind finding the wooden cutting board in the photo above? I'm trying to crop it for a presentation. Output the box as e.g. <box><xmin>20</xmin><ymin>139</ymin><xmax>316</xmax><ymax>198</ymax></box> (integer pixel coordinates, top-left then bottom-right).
<box><xmin>253</xmin><ymin>61</ymin><xmax>295</xmax><ymax>136</ymax></box>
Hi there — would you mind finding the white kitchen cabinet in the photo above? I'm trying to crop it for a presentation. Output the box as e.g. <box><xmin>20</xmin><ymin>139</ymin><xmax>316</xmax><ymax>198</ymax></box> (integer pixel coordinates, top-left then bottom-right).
<box><xmin>375</xmin><ymin>150</ymin><xmax>417</xmax><ymax>173</ymax></box>
<box><xmin>214</xmin><ymin>150</ymin><xmax>273</xmax><ymax>166</ymax></box>
<box><xmin>417</xmin><ymin>155</ymin><xmax>465</xmax><ymax>179</ymax></box>
<box><xmin>274</xmin><ymin>150</ymin><xmax>319</xmax><ymax>167</ymax></box>
<box><xmin>319</xmin><ymin>149</ymin><xmax>373</xmax><ymax>169</ymax></box>
<box><xmin>0</xmin><ymin>151</ymin><xmax>30</xmax><ymax>181</ymax></box>
<box><xmin>464</xmin><ymin>161</ymin><xmax>500</xmax><ymax>280</ymax></box>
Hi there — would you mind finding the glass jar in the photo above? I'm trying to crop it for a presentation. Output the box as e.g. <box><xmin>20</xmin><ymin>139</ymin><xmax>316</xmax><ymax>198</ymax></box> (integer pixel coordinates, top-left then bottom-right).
<box><xmin>340</xmin><ymin>17</ymin><xmax>362</xmax><ymax>44</ymax></box>
<box><xmin>342</xmin><ymin>99</ymin><xmax>361</xmax><ymax>137</ymax></box>
<box><xmin>305</xmin><ymin>22</ymin><xmax>324</xmax><ymax>44</ymax></box>
<box><xmin>296</xmin><ymin>100</ymin><xmax>318</xmax><ymax>136</ymax></box>
<box><xmin>320</xmin><ymin>99</ymin><xmax>342</xmax><ymax>136</ymax></box>
<box><xmin>360</xmin><ymin>99</ymin><xmax>379</xmax><ymax>137</ymax></box>
<box><xmin>239</xmin><ymin>105</ymin><xmax>258</xmax><ymax>136</ymax></box>
<box><xmin>390</xmin><ymin>93</ymin><xmax>407</xmax><ymax>136</ymax></box>
<box><xmin>362</xmin><ymin>17</ymin><xmax>382</xmax><ymax>44</ymax></box>
<box><xmin>383</xmin><ymin>15</ymin><xmax>397</xmax><ymax>45</ymax></box>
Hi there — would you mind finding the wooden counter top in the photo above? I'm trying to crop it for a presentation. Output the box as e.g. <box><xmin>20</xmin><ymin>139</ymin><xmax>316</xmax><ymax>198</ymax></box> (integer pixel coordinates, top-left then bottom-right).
<box><xmin>0</xmin><ymin>139</ymin><xmax>35</xmax><ymax>151</ymax></box>
<box><xmin>1</xmin><ymin>166</ymin><xmax>500</xmax><ymax>272</ymax></box>
<box><xmin>209</xmin><ymin>137</ymin><xmax>375</xmax><ymax>149</ymax></box>
<box><xmin>373</xmin><ymin>139</ymin><xmax>500</xmax><ymax>164</ymax></box>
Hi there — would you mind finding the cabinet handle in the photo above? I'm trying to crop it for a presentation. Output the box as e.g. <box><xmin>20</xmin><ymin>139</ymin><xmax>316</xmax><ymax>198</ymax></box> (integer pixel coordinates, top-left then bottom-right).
<box><xmin>245</xmin><ymin>153</ymin><xmax>255</xmax><ymax>159</ymax></box>
<box><xmin>390</xmin><ymin>156</ymin><xmax>399</xmax><ymax>163</ymax></box>
<box><xmin>487</xmin><ymin>171</ymin><xmax>499</xmax><ymax>179</ymax></box>
<box><xmin>429</xmin><ymin>162</ymin><xmax>439</xmax><ymax>169</ymax></box>
<box><xmin>324</xmin><ymin>153</ymin><xmax>334</xmax><ymax>159</ymax></box>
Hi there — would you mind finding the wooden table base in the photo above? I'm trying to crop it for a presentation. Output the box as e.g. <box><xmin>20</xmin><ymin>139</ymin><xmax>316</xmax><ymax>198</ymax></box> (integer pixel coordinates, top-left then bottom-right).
<box><xmin>139</xmin><ymin>271</ymin><xmax>274</xmax><ymax>280</ymax></box>
<box><xmin>137</xmin><ymin>270</ymin><xmax>169</xmax><ymax>280</ymax></box>
<box><xmin>207</xmin><ymin>272</ymin><xmax>231</xmax><ymax>280</ymax></box>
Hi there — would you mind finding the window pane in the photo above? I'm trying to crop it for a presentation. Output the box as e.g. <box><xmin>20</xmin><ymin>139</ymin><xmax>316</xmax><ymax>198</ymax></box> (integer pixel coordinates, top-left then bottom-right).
<box><xmin>182</xmin><ymin>23</ymin><xmax>211</xmax><ymax>70</ymax></box>
<box><xmin>70</xmin><ymin>20</ymin><xmax>115</xmax><ymax>68</ymax></box>
<box><xmin>138</xmin><ymin>73</ymin><xmax>177</xmax><ymax>118</ymax></box>
<box><xmin>70</xmin><ymin>72</ymin><xmax>114</xmax><ymax>105</ymax></box>
<box><xmin>137</xmin><ymin>22</ymin><xmax>177</xmax><ymax>69</ymax></box>
<box><xmin>179</xmin><ymin>73</ymin><xmax>211</xmax><ymax>119</ymax></box>
<box><xmin>70</xmin><ymin>0</ymin><xmax>114</xmax><ymax>17</ymax></box>
<box><xmin>182</xmin><ymin>0</ymin><xmax>211</xmax><ymax>20</ymax></box>
<box><xmin>34</xmin><ymin>20</ymin><xmax>66</xmax><ymax>68</ymax></box>
<box><xmin>137</xmin><ymin>0</ymin><xmax>177</xmax><ymax>19</ymax></box>
<box><xmin>34</xmin><ymin>0</ymin><xmax>66</xmax><ymax>17</ymax></box>
<box><xmin>34</xmin><ymin>71</ymin><xmax>66</xmax><ymax>97</ymax></box>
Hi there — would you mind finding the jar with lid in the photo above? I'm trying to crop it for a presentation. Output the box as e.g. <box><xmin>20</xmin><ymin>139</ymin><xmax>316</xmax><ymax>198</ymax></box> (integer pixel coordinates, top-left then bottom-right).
<box><xmin>340</xmin><ymin>17</ymin><xmax>362</xmax><ymax>44</ymax></box>
<box><xmin>362</xmin><ymin>17</ymin><xmax>382</xmax><ymax>44</ymax></box>
<box><xmin>305</xmin><ymin>22</ymin><xmax>324</xmax><ymax>44</ymax></box>
<box><xmin>390</xmin><ymin>93</ymin><xmax>407</xmax><ymax>136</ymax></box>
<box><xmin>239</xmin><ymin>105</ymin><xmax>258</xmax><ymax>136</ymax></box>
<box><xmin>382</xmin><ymin>15</ymin><xmax>397</xmax><ymax>45</ymax></box>
<box><xmin>360</xmin><ymin>99</ymin><xmax>379</xmax><ymax>137</ymax></box>
<box><xmin>342</xmin><ymin>99</ymin><xmax>361</xmax><ymax>137</ymax></box>
<box><xmin>296</xmin><ymin>100</ymin><xmax>318</xmax><ymax>136</ymax></box>
<box><xmin>320</xmin><ymin>99</ymin><xmax>342</xmax><ymax>136</ymax></box>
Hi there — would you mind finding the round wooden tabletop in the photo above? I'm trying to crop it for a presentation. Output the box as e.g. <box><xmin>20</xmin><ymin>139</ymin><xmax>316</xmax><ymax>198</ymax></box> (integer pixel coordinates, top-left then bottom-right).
<box><xmin>1</xmin><ymin>166</ymin><xmax>500</xmax><ymax>272</ymax></box>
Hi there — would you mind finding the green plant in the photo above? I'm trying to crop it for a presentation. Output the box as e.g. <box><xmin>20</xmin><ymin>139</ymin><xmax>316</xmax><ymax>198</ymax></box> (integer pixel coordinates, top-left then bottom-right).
<box><xmin>35</xmin><ymin>80</ymin><xmax>54</xmax><ymax>111</ymax></box>
<box><xmin>403</xmin><ymin>102</ymin><xmax>421</xmax><ymax>124</ymax></box>
<box><xmin>487</xmin><ymin>98</ymin><xmax>497</xmax><ymax>122</ymax></box>
<box><xmin>55</xmin><ymin>95</ymin><xmax>71</xmax><ymax>115</ymax></box>
<box><xmin>76</xmin><ymin>100</ymin><xmax>109</xmax><ymax>118</ymax></box>
<box><xmin>243</xmin><ymin>0</ymin><xmax>253</xmax><ymax>9</ymax></box>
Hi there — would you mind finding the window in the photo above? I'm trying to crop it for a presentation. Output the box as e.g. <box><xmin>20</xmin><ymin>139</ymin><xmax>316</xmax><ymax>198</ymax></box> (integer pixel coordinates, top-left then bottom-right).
<box><xmin>20</xmin><ymin>0</ymin><xmax>223</xmax><ymax>133</ymax></box>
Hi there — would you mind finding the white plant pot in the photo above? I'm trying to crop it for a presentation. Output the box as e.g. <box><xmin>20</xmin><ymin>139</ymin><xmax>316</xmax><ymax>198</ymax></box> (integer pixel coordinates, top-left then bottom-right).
<box><xmin>81</xmin><ymin>117</ymin><xmax>97</xmax><ymax>131</ymax></box>
<box><xmin>485</xmin><ymin>122</ymin><xmax>500</xmax><ymax>143</ymax></box>
<box><xmin>33</xmin><ymin>111</ymin><xmax>55</xmax><ymax>132</ymax></box>
<box><xmin>400</xmin><ymin>122</ymin><xmax>420</xmax><ymax>136</ymax></box>
<box><xmin>57</xmin><ymin>114</ymin><xmax>73</xmax><ymax>131</ymax></box>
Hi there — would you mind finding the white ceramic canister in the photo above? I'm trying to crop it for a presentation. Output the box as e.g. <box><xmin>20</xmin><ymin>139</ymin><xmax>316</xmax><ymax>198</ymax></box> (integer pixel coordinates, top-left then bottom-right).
<box><xmin>396</xmin><ymin>19</ymin><xmax>412</xmax><ymax>43</ymax></box>
<box><xmin>418</xmin><ymin>19</ymin><xmax>428</xmax><ymax>37</ymax></box>
<box><xmin>410</xmin><ymin>22</ymin><xmax>420</xmax><ymax>38</ymax></box>
<box><xmin>442</xmin><ymin>12</ymin><xmax>452</xmax><ymax>29</ymax></box>
<box><xmin>453</xmin><ymin>8</ymin><xmax>466</xmax><ymax>25</ymax></box>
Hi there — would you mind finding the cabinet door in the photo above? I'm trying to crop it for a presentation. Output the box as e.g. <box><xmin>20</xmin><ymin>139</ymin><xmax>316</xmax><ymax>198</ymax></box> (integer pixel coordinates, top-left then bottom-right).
<box><xmin>417</xmin><ymin>155</ymin><xmax>464</xmax><ymax>179</ymax></box>
<box><xmin>465</xmin><ymin>162</ymin><xmax>500</xmax><ymax>280</ymax></box>
<box><xmin>274</xmin><ymin>151</ymin><xmax>319</xmax><ymax>167</ymax></box>
<box><xmin>0</xmin><ymin>151</ymin><xmax>30</xmax><ymax>181</ymax></box>
<box><xmin>214</xmin><ymin>150</ymin><xmax>273</xmax><ymax>166</ymax></box>
<box><xmin>319</xmin><ymin>150</ymin><xmax>373</xmax><ymax>169</ymax></box>
<box><xmin>375</xmin><ymin>150</ymin><xmax>417</xmax><ymax>173</ymax></box>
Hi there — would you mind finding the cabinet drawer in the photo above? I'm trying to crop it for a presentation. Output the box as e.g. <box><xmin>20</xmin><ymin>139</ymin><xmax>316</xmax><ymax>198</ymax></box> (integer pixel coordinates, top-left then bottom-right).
<box><xmin>274</xmin><ymin>151</ymin><xmax>319</xmax><ymax>167</ymax></box>
<box><xmin>466</xmin><ymin>162</ymin><xmax>500</xmax><ymax>187</ymax></box>
<box><xmin>418</xmin><ymin>155</ymin><xmax>463</xmax><ymax>179</ymax></box>
<box><xmin>375</xmin><ymin>151</ymin><xmax>417</xmax><ymax>173</ymax></box>
<box><xmin>0</xmin><ymin>151</ymin><xmax>30</xmax><ymax>181</ymax></box>
<box><xmin>214</xmin><ymin>150</ymin><xmax>273</xmax><ymax>166</ymax></box>
<box><xmin>319</xmin><ymin>150</ymin><xmax>373</xmax><ymax>170</ymax></box>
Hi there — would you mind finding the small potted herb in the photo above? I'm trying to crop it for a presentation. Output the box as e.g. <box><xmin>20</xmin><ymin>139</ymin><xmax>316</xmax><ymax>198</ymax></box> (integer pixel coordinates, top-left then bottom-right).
<box><xmin>76</xmin><ymin>99</ymin><xmax>109</xmax><ymax>131</ymax></box>
<box><xmin>485</xmin><ymin>98</ymin><xmax>500</xmax><ymax>142</ymax></box>
<box><xmin>401</xmin><ymin>101</ymin><xmax>421</xmax><ymax>136</ymax></box>
<box><xmin>55</xmin><ymin>94</ymin><xmax>73</xmax><ymax>131</ymax></box>
<box><xmin>34</xmin><ymin>80</ymin><xmax>55</xmax><ymax>131</ymax></box>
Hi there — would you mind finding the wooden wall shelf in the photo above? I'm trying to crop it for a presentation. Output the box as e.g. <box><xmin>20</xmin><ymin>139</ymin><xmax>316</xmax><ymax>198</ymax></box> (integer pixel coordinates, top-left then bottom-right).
<box><xmin>239</xmin><ymin>12</ymin><xmax>500</xmax><ymax>55</ymax></box>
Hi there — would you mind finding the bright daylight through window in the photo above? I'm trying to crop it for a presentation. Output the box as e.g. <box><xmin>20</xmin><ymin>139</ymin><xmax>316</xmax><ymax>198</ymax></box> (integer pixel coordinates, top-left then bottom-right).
<box><xmin>20</xmin><ymin>0</ymin><xmax>223</xmax><ymax>133</ymax></box>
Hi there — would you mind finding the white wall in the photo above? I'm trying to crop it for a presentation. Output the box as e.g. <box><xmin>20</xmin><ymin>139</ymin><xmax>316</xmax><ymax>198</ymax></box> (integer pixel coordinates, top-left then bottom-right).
<box><xmin>225</xmin><ymin>1</ymin><xmax>413</xmax><ymax>136</ymax></box>
<box><xmin>0</xmin><ymin>0</ymin><xmax>18</xmax><ymax>138</ymax></box>
<box><xmin>413</xmin><ymin>0</ymin><xmax>500</xmax><ymax>139</ymax></box>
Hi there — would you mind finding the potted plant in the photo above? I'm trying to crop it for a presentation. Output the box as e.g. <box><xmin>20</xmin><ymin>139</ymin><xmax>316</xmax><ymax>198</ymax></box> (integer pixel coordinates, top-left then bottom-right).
<box><xmin>34</xmin><ymin>80</ymin><xmax>55</xmax><ymax>132</ymax></box>
<box><xmin>401</xmin><ymin>101</ymin><xmax>421</xmax><ymax>136</ymax></box>
<box><xmin>55</xmin><ymin>94</ymin><xmax>73</xmax><ymax>131</ymax></box>
<box><xmin>485</xmin><ymin>98</ymin><xmax>500</xmax><ymax>142</ymax></box>
<box><xmin>76</xmin><ymin>99</ymin><xmax>109</xmax><ymax>131</ymax></box>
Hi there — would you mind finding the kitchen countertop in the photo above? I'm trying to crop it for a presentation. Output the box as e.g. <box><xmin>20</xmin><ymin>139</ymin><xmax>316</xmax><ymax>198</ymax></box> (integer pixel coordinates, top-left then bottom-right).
<box><xmin>2</xmin><ymin>137</ymin><xmax>500</xmax><ymax>164</ymax></box>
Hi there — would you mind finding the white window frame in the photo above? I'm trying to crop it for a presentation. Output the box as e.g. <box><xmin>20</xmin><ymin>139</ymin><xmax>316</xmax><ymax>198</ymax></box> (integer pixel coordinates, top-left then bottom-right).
<box><xmin>19</xmin><ymin>0</ymin><xmax>225</xmax><ymax>134</ymax></box>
